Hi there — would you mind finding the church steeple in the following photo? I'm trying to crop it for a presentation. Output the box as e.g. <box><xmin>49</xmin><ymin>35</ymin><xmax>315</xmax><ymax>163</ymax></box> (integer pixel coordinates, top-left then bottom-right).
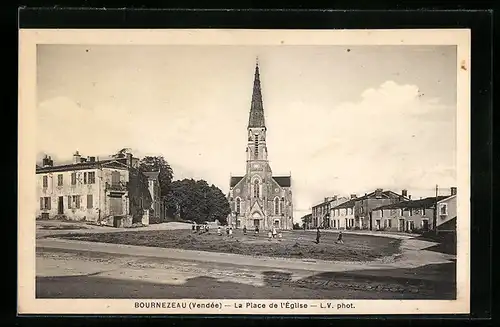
<box><xmin>248</xmin><ymin>57</ymin><xmax>266</xmax><ymax>129</ymax></box>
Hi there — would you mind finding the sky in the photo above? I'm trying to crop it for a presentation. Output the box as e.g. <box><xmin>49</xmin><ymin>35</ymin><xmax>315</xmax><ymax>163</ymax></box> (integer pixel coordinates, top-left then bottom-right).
<box><xmin>36</xmin><ymin>45</ymin><xmax>458</xmax><ymax>221</ymax></box>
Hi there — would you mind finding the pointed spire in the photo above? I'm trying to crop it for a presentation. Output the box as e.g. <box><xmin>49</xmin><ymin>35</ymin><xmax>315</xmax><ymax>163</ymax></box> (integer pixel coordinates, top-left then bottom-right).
<box><xmin>248</xmin><ymin>57</ymin><xmax>266</xmax><ymax>128</ymax></box>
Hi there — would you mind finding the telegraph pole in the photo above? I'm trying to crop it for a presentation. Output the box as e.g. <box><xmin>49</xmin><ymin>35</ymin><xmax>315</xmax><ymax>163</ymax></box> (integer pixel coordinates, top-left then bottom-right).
<box><xmin>433</xmin><ymin>184</ymin><xmax>438</xmax><ymax>235</ymax></box>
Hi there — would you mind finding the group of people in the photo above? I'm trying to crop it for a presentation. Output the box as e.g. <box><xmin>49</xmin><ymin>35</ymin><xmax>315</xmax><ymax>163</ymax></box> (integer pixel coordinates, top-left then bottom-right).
<box><xmin>217</xmin><ymin>225</ymin><xmax>234</xmax><ymax>237</ymax></box>
<box><xmin>192</xmin><ymin>223</ymin><xmax>210</xmax><ymax>234</ymax></box>
<box><xmin>315</xmin><ymin>227</ymin><xmax>344</xmax><ymax>244</ymax></box>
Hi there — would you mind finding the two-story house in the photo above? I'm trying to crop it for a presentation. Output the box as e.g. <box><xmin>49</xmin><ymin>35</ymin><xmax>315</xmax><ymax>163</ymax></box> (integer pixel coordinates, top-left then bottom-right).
<box><xmin>330</xmin><ymin>189</ymin><xmax>408</xmax><ymax>230</ymax></box>
<box><xmin>36</xmin><ymin>151</ymin><xmax>151</xmax><ymax>227</ymax></box>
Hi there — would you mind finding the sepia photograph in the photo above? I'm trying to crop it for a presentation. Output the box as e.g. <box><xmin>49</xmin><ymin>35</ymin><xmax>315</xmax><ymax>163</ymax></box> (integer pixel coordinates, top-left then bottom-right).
<box><xmin>18</xmin><ymin>29</ymin><xmax>470</xmax><ymax>315</ymax></box>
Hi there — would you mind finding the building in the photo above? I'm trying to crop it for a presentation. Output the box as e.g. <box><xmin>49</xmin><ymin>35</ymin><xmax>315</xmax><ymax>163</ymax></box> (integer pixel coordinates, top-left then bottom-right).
<box><xmin>436</xmin><ymin>187</ymin><xmax>457</xmax><ymax>233</ymax></box>
<box><xmin>330</xmin><ymin>189</ymin><xmax>409</xmax><ymax>230</ymax></box>
<box><xmin>142</xmin><ymin>171</ymin><xmax>166</xmax><ymax>224</ymax></box>
<box><xmin>311</xmin><ymin>195</ymin><xmax>349</xmax><ymax>228</ymax></box>
<box><xmin>371</xmin><ymin>187</ymin><xmax>457</xmax><ymax>233</ymax></box>
<box><xmin>227</xmin><ymin>59</ymin><xmax>293</xmax><ymax>230</ymax></box>
<box><xmin>36</xmin><ymin>151</ymin><xmax>152</xmax><ymax>227</ymax></box>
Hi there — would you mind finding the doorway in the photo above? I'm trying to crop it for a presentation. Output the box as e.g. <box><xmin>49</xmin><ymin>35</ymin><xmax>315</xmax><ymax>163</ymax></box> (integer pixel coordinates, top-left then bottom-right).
<box><xmin>109</xmin><ymin>196</ymin><xmax>123</xmax><ymax>215</ymax></box>
<box><xmin>423</xmin><ymin>219</ymin><xmax>429</xmax><ymax>231</ymax></box>
<box><xmin>253</xmin><ymin>219</ymin><xmax>260</xmax><ymax>228</ymax></box>
<box><xmin>58</xmin><ymin>196</ymin><xmax>64</xmax><ymax>214</ymax></box>
<box><xmin>399</xmin><ymin>219</ymin><xmax>405</xmax><ymax>232</ymax></box>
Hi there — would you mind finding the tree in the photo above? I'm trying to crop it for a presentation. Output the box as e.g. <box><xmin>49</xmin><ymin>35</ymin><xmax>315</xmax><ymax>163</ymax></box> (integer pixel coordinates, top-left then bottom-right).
<box><xmin>301</xmin><ymin>214</ymin><xmax>312</xmax><ymax>228</ymax></box>
<box><xmin>139</xmin><ymin>156</ymin><xmax>174</xmax><ymax>197</ymax></box>
<box><xmin>166</xmin><ymin>178</ymin><xmax>230</xmax><ymax>224</ymax></box>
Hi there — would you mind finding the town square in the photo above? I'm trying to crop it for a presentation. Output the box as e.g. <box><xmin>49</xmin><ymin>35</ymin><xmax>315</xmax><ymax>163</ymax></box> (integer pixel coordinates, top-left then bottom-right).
<box><xmin>30</xmin><ymin>37</ymin><xmax>461</xmax><ymax>305</ymax></box>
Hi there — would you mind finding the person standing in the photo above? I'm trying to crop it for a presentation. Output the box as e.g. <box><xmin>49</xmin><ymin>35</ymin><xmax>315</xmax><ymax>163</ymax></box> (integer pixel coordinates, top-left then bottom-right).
<box><xmin>217</xmin><ymin>226</ymin><xmax>222</xmax><ymax>236</ymax></box>
<box><xmin>316</xmin><ymin>227</ymin><xmax>321</xmax><ymax>244</ymax></box>
<box><xmin>272</xmin><ymin>226</ymin><xmax>277</xmax><ymax>238</ymax></box>
<box><xmin>337</xmin><ymin>230</ymin><xmax>344</xmax><ymax>244</ymax></box>
<box><xmin>243</xmin><ymin>225</ymin><xmax>247</xmax><ymax>235</ymax></box>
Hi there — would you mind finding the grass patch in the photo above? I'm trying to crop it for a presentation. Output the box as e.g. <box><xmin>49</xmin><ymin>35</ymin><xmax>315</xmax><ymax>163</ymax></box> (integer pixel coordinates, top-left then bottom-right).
<box><xmin>57</xmin><ymin>229</ymin><xmax>401</xmax><ymax>262</ymax></box>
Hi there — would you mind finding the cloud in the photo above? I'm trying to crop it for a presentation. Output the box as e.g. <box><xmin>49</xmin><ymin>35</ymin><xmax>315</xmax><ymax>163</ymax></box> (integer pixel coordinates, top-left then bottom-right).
<box><xmin>267</xmin><ymin>80</ymin><xmax>456</xmax><ymax>211</ymax></box>
<box><xmin>37</xmin><ymin>80</ymin><xmax>456</xmax><ymax>222</ymax></box>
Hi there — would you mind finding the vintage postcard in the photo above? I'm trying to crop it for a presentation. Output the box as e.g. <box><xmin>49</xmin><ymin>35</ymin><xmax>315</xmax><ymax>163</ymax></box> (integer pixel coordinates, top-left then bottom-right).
<box><xmin>18</xmin><ymin>28</ymin><xmax>470</xmax><ymax>315</ymax></box>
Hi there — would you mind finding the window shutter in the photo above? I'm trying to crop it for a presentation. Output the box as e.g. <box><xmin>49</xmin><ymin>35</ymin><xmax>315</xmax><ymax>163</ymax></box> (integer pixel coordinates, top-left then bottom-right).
<box><xmin>87</xmin><ymin>194</ymin><xmax>93</xmax><ymax>209</ymax></box>
<box><xmin>47</xmin><ymin>198</ymin><xmax>51</xmax><ymax>210</ymax></box>
<box><xmin>68</xmin><ymin>196</ymin><xmax>71</xmax><ymax>209</ymax></box>
<box><xmin>40</xmin><ymin>197</ymin><xmax>43</xmax><ymax>210</ymax></box>
<box><xmin>76</xmin><ymin>196</ymin><xmax>80</xmax><ymax>208</ymax></box>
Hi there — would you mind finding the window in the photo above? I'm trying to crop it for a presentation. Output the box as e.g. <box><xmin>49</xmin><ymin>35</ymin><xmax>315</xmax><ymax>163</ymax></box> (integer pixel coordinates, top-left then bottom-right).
<box><xmin>236</xmin><ymin>198</ymin><xmax>241</xmax><ymax>214</ymax></box>
<box><xmin>280</xmin><ymin>197</ymin><xmax>285</xmax><ymax>215</ymax></box>
<box><xmin>254</xmin><ymin>135</ymin><xmax>259</xmax><ymax>159</ymax></box>
<box><xmin>333</xmin><ymin>219</ymin><xmax>336</xmax><ymax>228</ymax></box>
<box><xmin>111</xmin><ymin>171</ymin><xmax>121</xmax><ymax>186</ymax></box>
<box><xmin>84</xmin><ymin>172</ymin><xmax>87</xmax><ymax>184</ymax></box>
<box><xmin>42</xmin><ymin>176</ymin><xmax>48</xmax><ymax>188</ymax></box>
<box><xmin>440</xmin><ymin>203</ymin><xmax>448</xmax><ymax>216</ymax></box>
<box><xmin>274</xmin><ymin>198</ymin><xmax>279</xmax><ymax>214</ymax></box>
<box><xmin>71</xmin><ymin>172</ymin><xmax>77</xmax><ymax>185</ymax></box>
<box><xmin>88</xmin><ymin>172</ymin><xmax>96</xmax><ymax>184</ymax></box>
<box><xmin>87</xmin><ymin>194</ymin><xmax>93</xmax><ymax>209</ymax></box>
<box><xmin>57</xmin><ymin>174</ymin><xmax>63</xmax><ymax>186</ymax></box>
<box><xmin>68</xmin><ymin>195</ymin><xmax>81</xmax><ymax>209</ymax></box>
<box><xmin>253</xmin><ymin>179</ymin><xmax>260</xmax><ymax>198</ymax></box>
<box><xmin>40</xmin><ymin>197</ymin><xmax>51</xmax><ymax>210</ymax></box>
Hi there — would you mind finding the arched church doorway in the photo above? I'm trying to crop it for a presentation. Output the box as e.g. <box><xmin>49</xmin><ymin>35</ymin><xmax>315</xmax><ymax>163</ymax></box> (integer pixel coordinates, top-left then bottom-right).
<box><xmin>252</xmin><ymin>212</ymin><xmax>261</xmax><ymax>228</ymax></box>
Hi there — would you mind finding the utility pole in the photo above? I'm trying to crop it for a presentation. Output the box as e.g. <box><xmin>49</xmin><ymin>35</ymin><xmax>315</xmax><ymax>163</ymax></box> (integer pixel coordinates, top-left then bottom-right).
<box><xmin>433</xmin><ymin>184</ymin><xmax>438</xmax><ymax>235</ymax></box>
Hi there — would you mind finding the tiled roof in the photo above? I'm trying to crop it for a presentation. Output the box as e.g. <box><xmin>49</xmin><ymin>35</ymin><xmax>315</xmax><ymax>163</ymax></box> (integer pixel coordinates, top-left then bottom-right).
<box><xmin>273</xmin><ymin>176</ymin><xmax>291</xmax><ymax>187</ymax></box>
<box><xmin>230</xmin><ymin>176</ymin><xmax>244</xmax><ymax>187</ymax></box>
<box><xmin>331</xmin><ymin>190</ymin><xmax>407</xmax><ymax>209</ymax></box>
<box><xmin>373</xmin><ymin>196</ymin><xmax>450</xmax><ymax>211</ymax></box>
<box><xmin>36</xmin><ymin>158</ymin><xmax>129</xmax><ymax>174</ymax></box>
<box><xmin>143</xmin><ymin>171</ymin><xmax>160</xmax><ymax>179</ymax></box>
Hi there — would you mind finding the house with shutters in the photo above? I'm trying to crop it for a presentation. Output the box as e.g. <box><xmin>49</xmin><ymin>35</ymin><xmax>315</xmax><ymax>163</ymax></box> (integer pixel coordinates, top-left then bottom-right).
<box><xmin>371</xmin><ymin>187</ymin><xmax>457</xmax><ymax>232</ymax></box>
<box><xmin>36</xmin><ymin>150</ymin><xmax>152</xmax><ymax>227</ymax></box>
<box><xmin>329</xmin><ymin>189</ymin><xmax>409</xmax><ymax>230</ymax></box>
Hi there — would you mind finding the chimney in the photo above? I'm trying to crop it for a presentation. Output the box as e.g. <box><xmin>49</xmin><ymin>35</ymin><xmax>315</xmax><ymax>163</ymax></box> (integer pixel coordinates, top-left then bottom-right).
<box><xmin>375</xmin><ymin>188</ymin><xmax>383</xmax><ymax>198</ymax></box>
<box><xmin>409</xmin><ymin>195</ymin><xmax>412</xmax><ymax>200</ymax></box>
<box><xmin>402</xmin><ymin>189</ymin><xmax>408</xmax><ymax>197</ymax></box>
<box><xmin>73</xmin><ymin>151</ymin><xmax>81</xmax><ymax>164</ymax></box>
<box><xmin>89</xmin><ymin>156</ymin><xmax>96</xmax><ymax>162</ymax></box>
<box><xmin>80</xmin><ymin>157</ymin><xmax>87</xmax><ymax>163</ymax></box>
<box><xmin>48</xmin><ymin>156</ymin><xmax>53</xmax><ymax>167</ymax></box>
<box><xmin>451</xmin><ymin>187</ymin><xmax>457</xmax><ymax>196</ymax></box>
<box><xmin>42</xmin><ymin>155</ymin><xmax>53</xmax><ymax>167</ymax></box>
<box><xmin>350</xmin><ymin>194</ymin><xmax>357</xmax><ymax>199</ymax></box>
<box><xmin>126</xmin><ymin>153</ymin><xmax>133</xmax><ymax>167</ymax></box>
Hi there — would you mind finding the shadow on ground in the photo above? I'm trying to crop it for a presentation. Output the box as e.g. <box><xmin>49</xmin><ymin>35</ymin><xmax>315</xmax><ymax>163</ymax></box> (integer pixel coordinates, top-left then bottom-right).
<box><xmin>37</xmin><ymin>263</ymin><xmax>456</xmax><ymax>300</ymax></box>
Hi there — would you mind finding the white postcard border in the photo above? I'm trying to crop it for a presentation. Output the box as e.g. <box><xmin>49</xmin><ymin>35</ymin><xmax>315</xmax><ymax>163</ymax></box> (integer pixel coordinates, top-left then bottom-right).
<box><xmin>18</xmin><ymin>28</ymin><xmax>471</xmax><ymax>315</ymax></box>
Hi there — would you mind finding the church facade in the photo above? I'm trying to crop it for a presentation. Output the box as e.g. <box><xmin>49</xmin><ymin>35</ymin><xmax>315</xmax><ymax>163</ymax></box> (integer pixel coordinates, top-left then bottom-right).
<box><xmin>227</xmin><ymin>60</ymin><xmax>293</xmax><ymax>230</ymax></box>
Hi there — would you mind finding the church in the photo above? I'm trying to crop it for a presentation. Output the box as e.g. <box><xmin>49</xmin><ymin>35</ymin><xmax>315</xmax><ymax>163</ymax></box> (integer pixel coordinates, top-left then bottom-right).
<box><xmin>227</xmin><ymin>59</ymin><xmax>293</xmax><ymax>230</ymax></box>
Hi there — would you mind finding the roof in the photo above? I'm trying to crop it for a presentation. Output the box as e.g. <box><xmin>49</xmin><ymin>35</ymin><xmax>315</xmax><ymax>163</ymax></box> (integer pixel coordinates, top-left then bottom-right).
<box><xmin>36</xmin><ymin>158</ymin><xmax>130</xmax><ymax>174</ymax></box>
<box><xmin>273</xmin><ymin>176</ymin><xmax>291</xmax><ymax>187</ymax></box>
<box><xmin>143</xmin><ymin>171</ymin><xmax>160</xmax><ymax>179</ymax></box>
<box><xmin>248</xmin><ymin>60</ymin><xmax>266</xmax><ymax>128</ymax></box>
<box><xmin>230</xmin><ymin>176</ymin><xmax>244</xmax><ymax>188</ymax></box>
<box><xmin>373</xmin><ymin>196</ymin><xmax>450</xmax><ymax>211</ymax></box>
<box><xmin>331</xmin><ymin>190</ymin><xmax>407</xmax><ymax>209</ymax></box>
<box><xmin>437</xmin><ymin>194</ymin><xmax>457</xmax><ymax>203</ymax></box>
